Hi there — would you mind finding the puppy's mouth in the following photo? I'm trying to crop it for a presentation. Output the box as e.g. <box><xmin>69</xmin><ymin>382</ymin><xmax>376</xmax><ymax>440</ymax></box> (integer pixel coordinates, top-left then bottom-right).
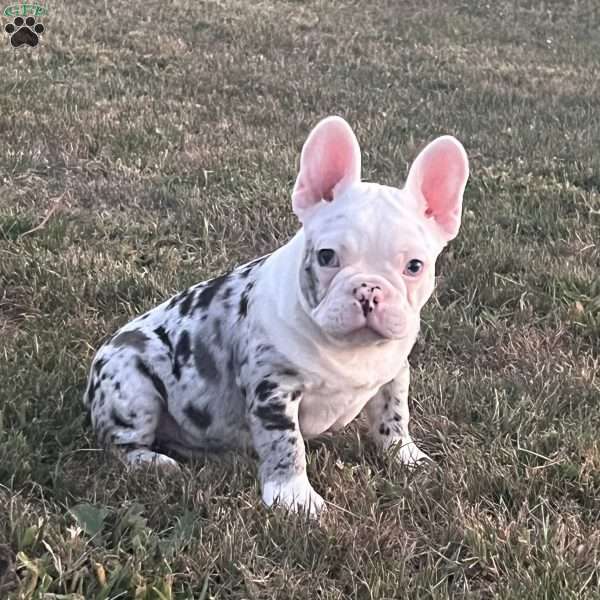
<box><xmin>330</xmin><ymin>324</ymin><xmax>402</xmax><ymax>347</ymax></box>
<box><xmin>308</xmin><ymin>286</ymin><xmax>411</xmax><ymax>345</ymax></box>
<box><xmin>354</xmin><ymin>327</ymin><xmax>392</xmax><ymax>346</ymax></box>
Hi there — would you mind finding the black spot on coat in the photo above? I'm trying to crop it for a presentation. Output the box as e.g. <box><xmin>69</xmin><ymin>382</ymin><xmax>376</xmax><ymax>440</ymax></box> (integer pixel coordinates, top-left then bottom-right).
<box><xmin>184</xmin><ymin>404</ymin><xmax>213</xmax><ymax>429</ymax></box>
<box><xmin>239</xmin><ymin>294</ymin><xmax>249</xmax><ymax>318</ymax></box>
<box><xmin>179</xmin><ymin>289</ymin><xmax>195</xmax><ymax>316</ymax></box>
<box><xmin>273</xmin><ymin>458</ymin><xmax>291</xmax><ymax>472</ymax></box>
<box><xmin>255</xmin><ymin>379</ymin><xmax>277</xmax><ymax>402</ymax></box>
<box><xmin>86</xmin><ymin>378</ymin><xmax>99</xmax><ymax>406</ymax></box>
<box><xmin>154</xmin><ymin>326</ymin><xmax>173</xmax><ymax>354</ymax></box>
<box><xmin>111</xmin><ymin>329</ymin><xmax>150</xmax><ymax>352</ymax></box>
<box><xmin>173</xmin><ymin>330</ymin><xmax>192</xmax><ymax>379</ymax></box>
<box><xmin>193</xmin><ymin>337</ymin><xmax>220</xmax><ymax>382</ymax></box>
<box><xmin>167</xmin><ymin>288</ymin><xmax>190</xmax><ymax>311</ymax></box>
<box><xmin>239</xmin><ymin>254</ymin><xmax>270</xmax><ymax>278</ymax></box>
<box><xmin>136</xmin><ymin>358</ymin><xmax>168</xmax><ymax>403</ymax></box>
<box><xmin>256</xmin><ymin>344</ymin><xmax>270</xmax><ymax>354</ymax></box>
<box><xmin>194</xmin><ymin>273</ymin><xmax>229</xmax><ymax>311</ymax></box>
<box><xmin>93</xmin><ymin>357</ymin><xmax>107</xmax><ymax>376</ymax></box>
<box><xmin>239</xmin><ymin>281</ymin><xmax>254</xmax><ymax>319</ymax></box>
<box><xmin>300</xmin><ymin>245</ymin><xmax>320</xmax><ymax>308</ymax></box>
<box><xmin>254</xmin><ymin>402</ymin><xmax>295</xmax><ymax>431</ymax></box>
<box><xmin>213</xmin><ymin>319</ymin><xmax>223</xmax><ymax>347</ymax></box>
<box><xmin>280</xmin><ymin>368</ymin><xmax>298</xmax><ymax>378</ymax></box>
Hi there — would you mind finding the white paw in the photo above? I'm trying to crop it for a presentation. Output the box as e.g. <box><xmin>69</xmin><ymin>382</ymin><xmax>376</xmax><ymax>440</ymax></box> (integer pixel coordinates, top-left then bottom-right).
<box><xmin>125</xmin><ymin>449</ymin><xmax>180</xmax><ymax>470</ymax></box>
<box><xmin>396</xmin><ymin>441</ymin><xmax>432</xmax><ymax>468</ymax></box>
<box><xmin>262</xmin><ymin>475</ymin><xmax>326</xmax><ymax>517</ymax></box>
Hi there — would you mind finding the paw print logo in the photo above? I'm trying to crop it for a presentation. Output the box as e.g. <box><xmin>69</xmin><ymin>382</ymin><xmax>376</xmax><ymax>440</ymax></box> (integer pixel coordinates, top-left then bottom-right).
<box><xmin>5</xmin><ymin>15</ymin><xmax>44</xmax><ymax>47</ymax></box>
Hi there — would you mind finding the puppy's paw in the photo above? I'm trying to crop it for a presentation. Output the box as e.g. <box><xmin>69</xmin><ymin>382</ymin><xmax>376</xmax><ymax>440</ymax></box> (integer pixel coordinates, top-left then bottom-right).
<box><xmin>262</xmin><ymin>474</ymin><xmax>326</xmax><ymax>517</ymax></box>
<box><xmin>396</xmin><ymin>441</ymin><xmax>432</xmax><ymax>468</ymax></box>
<box><xmin>124</xmin><ymin>449</ymin><xmax>180</xmax><ymax>470</ymax></box>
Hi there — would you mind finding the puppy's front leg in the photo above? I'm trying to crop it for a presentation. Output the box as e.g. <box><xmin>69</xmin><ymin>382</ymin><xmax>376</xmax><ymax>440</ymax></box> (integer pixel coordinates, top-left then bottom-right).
<box><xmin>247</xmin><ymin>384</ymin><xmax>325</xmax><ymax>516</ymax></box>
<box><xmin>365</xmin><ymin>362</ymin><xmax>431</xmax><ymax>466</ymax></box>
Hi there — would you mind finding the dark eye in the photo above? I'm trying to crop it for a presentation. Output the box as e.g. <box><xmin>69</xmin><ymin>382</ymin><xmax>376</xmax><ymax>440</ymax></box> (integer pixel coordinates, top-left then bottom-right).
<box><xmin>317</xmin><ymin>248</ymin><xmax>339</xmax><ymax>267</ymax></box>
<box><xmin>404</xmin><ymin>259</ymin><xmax>424</xmax><ymax>276</ymax></box>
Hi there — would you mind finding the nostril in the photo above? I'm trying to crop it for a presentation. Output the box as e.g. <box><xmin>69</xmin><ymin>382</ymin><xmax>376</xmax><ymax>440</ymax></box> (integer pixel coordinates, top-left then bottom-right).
<box><xmin>359</xmin><ymin>298</ymin><xmax>370</xmax><ymax>317</ymax></box>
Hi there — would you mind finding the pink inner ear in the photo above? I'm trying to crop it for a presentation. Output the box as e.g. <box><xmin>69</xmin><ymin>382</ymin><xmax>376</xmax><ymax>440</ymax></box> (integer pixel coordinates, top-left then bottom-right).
<box><xmin>292</xmin><ymin>117</ymin><xmax>361</xmax><ymax>217</ymax></box>
<box><xmin>318</xmin><ymin>150</ymin><xmax>354</xmax><ymax>201</ymax></box>
<box><xmin>421</xmin><ymin>147</ymin><xmax>463</xmax><ymax>225</ymax></box>
<box><xmin>407</xmin><ymin>136</ymin><xmax>469</xmax><ymax>240</ymax></box>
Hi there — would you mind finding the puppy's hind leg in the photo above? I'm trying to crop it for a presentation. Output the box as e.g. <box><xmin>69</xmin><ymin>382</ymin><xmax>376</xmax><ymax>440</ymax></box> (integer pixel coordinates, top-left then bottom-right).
<box><xmin>87</xmin><ymin>356</ymin><xmax>179</xmax><ymax>470</ymax></box>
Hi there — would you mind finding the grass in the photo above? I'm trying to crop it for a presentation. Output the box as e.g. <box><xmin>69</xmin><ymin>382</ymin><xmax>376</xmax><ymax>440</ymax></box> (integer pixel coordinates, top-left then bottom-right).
<box><xmin>0</xmin><ymin>0</ymin><xmax>599</xmax><ymax>597</ymax></box>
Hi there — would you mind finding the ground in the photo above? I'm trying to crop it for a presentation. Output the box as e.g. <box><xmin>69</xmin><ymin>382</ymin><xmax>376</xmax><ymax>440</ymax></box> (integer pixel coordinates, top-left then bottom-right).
<box><xmin>0</xmin><ymin>0</ymin><xmax>599</xmax><ymax>598</ymax></box>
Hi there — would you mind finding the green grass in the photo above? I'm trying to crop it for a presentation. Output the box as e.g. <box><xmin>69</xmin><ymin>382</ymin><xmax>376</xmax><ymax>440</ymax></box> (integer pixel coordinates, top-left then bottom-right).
<box><xmin>1</xmin><ymin>0</ymin><xmax>599</xmax><ymax>597</ymax></box>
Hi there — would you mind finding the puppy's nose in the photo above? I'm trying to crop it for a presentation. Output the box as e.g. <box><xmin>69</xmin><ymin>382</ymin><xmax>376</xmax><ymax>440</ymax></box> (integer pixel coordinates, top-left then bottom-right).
<box><xmin>353</xmin><ymin>283</ymin><xmax>384</xmax><ymax>318</ymax></box>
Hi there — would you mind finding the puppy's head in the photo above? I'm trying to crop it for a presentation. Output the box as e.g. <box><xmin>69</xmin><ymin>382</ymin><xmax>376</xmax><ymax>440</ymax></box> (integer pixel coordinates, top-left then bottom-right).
<box><xmin>292</xmin><ymin>116</ymin><xmax>469</xmax><ymax>345</ymax></box>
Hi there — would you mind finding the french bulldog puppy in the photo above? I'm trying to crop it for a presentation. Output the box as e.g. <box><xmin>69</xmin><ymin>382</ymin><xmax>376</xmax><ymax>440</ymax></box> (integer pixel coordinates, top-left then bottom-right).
<box><xmin>83</xmin><ymin>116</ymin><xmax>469</xmax><ymax>516</ymax></box>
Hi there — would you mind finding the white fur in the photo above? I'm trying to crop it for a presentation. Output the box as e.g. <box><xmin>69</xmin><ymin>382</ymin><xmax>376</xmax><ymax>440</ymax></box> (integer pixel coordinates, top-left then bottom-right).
<box><xmin>262</xmin><ymin>474</ymin><xmax>326</xmax><ymax>516</ymax></box>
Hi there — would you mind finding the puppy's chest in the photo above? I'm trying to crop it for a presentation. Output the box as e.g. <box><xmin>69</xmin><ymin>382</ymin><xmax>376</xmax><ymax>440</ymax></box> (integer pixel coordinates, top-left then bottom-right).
<box><xmin>279</xmin><ymin>342</ymin><xmax>409</xmax><ymax>439</ymax></box>
<box><xmin>297</xmin><ymin>374</ymin><xmax>388</xmax><ymax>438</ymax></box>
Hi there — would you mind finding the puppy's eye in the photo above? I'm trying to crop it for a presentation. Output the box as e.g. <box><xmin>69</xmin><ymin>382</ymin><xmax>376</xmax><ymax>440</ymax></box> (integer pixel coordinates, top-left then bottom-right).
<box><xmin>317</xmin><ymin>249</ymin><xmax>339</xmax><ymax>267</ymax></box>
<box><xmin>404</xmin><ymin>259</ymin><xmax>424</xmax><ymax>276</ymax></box>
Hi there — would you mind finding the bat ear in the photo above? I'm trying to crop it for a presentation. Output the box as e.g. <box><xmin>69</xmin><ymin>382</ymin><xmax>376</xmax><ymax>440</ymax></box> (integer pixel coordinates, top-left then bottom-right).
<box><xmin>292</xmin><ymin>116</ymin><xmax>361</xmax><ymax>221</ymax></box>
<box><xmin>405</xmin><ymin>135</ymin><xmax>469</xmax><ymax>241</ymax></box>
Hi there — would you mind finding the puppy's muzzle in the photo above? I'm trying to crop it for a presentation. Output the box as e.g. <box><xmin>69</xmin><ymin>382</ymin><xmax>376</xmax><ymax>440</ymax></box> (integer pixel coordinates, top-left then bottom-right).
<box><xmin>353</xmin><ymin>283</ymin><xmax>384</xmax><ymax>318</ymax></box>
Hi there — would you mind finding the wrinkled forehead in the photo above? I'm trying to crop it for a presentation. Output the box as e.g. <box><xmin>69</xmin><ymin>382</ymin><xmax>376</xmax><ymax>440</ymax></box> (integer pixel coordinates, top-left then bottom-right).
<box><xmin>303</xmin><ymin>182</ymin><xmax>441</xmax><ymax>258</ymax></box>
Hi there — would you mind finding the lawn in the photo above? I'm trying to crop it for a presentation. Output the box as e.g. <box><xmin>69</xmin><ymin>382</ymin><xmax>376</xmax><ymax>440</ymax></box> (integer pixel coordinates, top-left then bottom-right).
<box><xmin>0</xmin><ymin>0</ymin><xmax>599</xmax><ymax>597</ymax></box>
